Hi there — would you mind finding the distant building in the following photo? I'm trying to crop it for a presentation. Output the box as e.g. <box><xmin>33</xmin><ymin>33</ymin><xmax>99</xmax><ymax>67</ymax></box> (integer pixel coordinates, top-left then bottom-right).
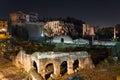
<box><xmin>94</xmin><ymin>26</ymin><xmax>102</xmax><ymax>33</ymax></box>
<box><xmin>0</xmin><ymin>19</ymin><xmax>8</xmax><ymax>32</ymax></box>
<box><xmin>0</xmin><ymin>19</ymin><xmax>9</xmax><ymax>38</ymax></box>
<box><xmin>25</xmin><ymin>22</ymin><xmax>45</xmax><ymax>41</ymax></box>
<box><xmin>52</xmin><ymin>35</ymin><xmax>73</xmax><ymax>43</ymax></box>
<box><xmin>73</xmin><ymin>38</ymin><xmax>89</xmax><ymax>45</ymax></box>
<box><xmin>44</xmin><ymin>20</ymin><xmax>81</xmax><ymax>38</ymax></box>
<box><xmin>9</xmin><ymin>11</ymin><xmax>46</xmax><ymax>41</ymax></box>
<box><xmin>83</xmin><ymin>24</ymin><xmax>95</xmax><ymax>36</ymax></box>
<box><xmin>115</xmin><ymin>24</ymin><xmax>120</xmax><ymax>39</ymax></box>
<box><xmin>9</xmin><ymin>11</ymin><xmax>39</xmax><ymax>26</ymax></box>
<box><xmin>44</xmin><ymin>21</ymin><xmax>68</xmax><ymax>37</ymax></box>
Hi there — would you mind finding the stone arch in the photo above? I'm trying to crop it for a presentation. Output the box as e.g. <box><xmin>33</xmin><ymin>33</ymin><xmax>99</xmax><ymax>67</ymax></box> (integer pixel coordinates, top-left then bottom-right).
<box><xmin>60</xmin><ymin>61</ymin><xmax>67</xmax><ymax>75</ymax></box>
<box><xmin>73</xmin><ymin>59</ymin><xmax>79</xmax><ymax>71</ymax></box>
<box><xmin>45</xmin><ymin>63</ymin><xmax>54</xmax><ymax>80</ymax></box>
<box><xmin>33</xmin><ymin>61</ymin><xmax>38</xmax><ymax>72</ymax></box>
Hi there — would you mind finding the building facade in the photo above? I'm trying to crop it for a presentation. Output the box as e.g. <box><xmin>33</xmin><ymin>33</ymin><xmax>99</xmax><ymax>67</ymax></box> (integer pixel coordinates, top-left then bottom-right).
<box><xmin>9</xmin><ymin>11</ymin><xmax>39</xmax><ymax>26</ymax></box>
<box><xmin>44</xmin><ymin>20</ymin><xmax>81</xmax><ymax>38</ymax></box>
<box><xmin>44</xmin><ymin>21</ymin><xmax>68</xmax><ymax>37</ymax></box>
<box><xmin>83</xmin><ymin>24</ymin><xmax>95</xmax><ymax>36</ymax></box>
<box><xmin>25</xmin><ymin>22</ymin><xmax>45</xmax><ymax>41</ymax></box>
<box><xmin>0</xmin><ymin>19</ymin><xmax>9</xmax><ymax>38</ymax></box>
<box><xmin>115</xmin><ymin>24</ymin><xmax>120</xmax><ymax>39</ymax></box>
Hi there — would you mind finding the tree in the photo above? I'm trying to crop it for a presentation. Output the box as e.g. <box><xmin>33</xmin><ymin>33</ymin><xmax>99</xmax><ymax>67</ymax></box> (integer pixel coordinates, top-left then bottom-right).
<box><xmin>96</xmin><ymin>28</ymin><xmax>113</xmax><ymax>40</ymax></box>
<box><xmin>44</xmin><ymin>26</ymin><xmax>53</xmax><ymax>43</ymax></box>
<box><xmin>44</xmin><ymin>26</ymin><xmax>53</xmax><ymax>37</ymax></box>
<box><xmin>11</xmin><ymin>25</ymin><xmax>29</xmax><ymax>41</ymax></box>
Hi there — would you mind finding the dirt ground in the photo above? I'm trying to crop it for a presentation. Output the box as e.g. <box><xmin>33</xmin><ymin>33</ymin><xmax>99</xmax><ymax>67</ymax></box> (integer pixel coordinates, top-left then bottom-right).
<box><xmin>0</xmin><ymin>57</ymin><xmax>26</xmax><ymax>80</ymax></box>
<box><xmin>0</xmin><ymin>53</ymin><xmax>120</xmax><ymax>80</ymax></box>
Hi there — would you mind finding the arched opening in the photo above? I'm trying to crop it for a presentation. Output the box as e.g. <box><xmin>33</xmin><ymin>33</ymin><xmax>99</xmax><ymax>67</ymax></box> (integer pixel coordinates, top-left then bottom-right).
<box><xmin>33</xmin><ymin>61</ymin><xmax>38</xmax><ymax>71</ymax></box>
<box><xmin>60</xmin><ymin>61</ymin><xmax>67</xmax><ymax>75</ymax></box>
<box><xmin>45</xmin><ymin>63</ymin><xmax>54</xmax><ymax>80</ymax></box>
<box><xmin>61</xmin><ymin>38</ymin><xmax>64</xmax><ymax>43</ymax></box>
<box><xmin>73</xmin><ymin>59</ymin><xmax>79</xmax><ymax>70</ymax></box>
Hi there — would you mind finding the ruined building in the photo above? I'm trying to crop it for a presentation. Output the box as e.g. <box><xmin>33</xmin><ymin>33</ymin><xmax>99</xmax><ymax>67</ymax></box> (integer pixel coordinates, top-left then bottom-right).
<box><xmin>13</xmin><ymin>50</ymin><xmax>95</xmax><ymax>80</ymax></box>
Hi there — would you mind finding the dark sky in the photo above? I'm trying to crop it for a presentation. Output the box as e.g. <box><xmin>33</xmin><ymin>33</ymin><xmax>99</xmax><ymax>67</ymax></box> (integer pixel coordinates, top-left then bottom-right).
<box><xmin>1</xmin><ymin>0</ymin><xmax>120</xmax><ymax>27</ymax></box>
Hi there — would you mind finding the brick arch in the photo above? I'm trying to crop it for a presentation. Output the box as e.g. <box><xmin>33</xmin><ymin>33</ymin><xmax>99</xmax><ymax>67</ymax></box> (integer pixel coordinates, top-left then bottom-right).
<box><xmin>42</xmin><ymin>60</ymin><xmax>60</xmax><ymax>78</ymax></box>
<box><xmin>73</xmin><ymin>59</ymin><xmax>79</xmax><ymax>71</ymax></box>
<box><xmin>43</xmin><ymin>61</ymin><xmax>54</xmax><ymax>70</ymax></box>
<box><xmin>32</xmin><ymin>60</ymin><xmax>38</xmax><ymax>72</ymax></box>
<box><xmin>60</xmin><ymin>61</ymin><xmax>67</xmax><ymax>75</ymax></box>
<box><xmin>45</xmin><ymin>63</ymin><xmax>54</xmax><ymax>79</ymax></box>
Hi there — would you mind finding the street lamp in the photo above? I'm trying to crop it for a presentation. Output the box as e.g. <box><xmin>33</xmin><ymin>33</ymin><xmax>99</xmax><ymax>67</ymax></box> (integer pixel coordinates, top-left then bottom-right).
<box><xmin>41</xmin><ymin>32</ymin><xmax>44</xmax><ymax>37</ymax></box>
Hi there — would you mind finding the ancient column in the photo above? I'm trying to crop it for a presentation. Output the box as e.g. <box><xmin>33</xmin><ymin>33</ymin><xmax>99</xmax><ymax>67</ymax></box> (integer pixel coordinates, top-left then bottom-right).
<box><xmin>78</xmin><ymin>58</ymin><xmax>84</xmax><ymax>69</ymax></box>
<box><xmin>38</xmin><ymin>60</ymin><xmax>46</xmax><ymax>79</ymax></box>
<box><xmin>51</xmin><ymin>62</ymin><xmax>60</xmax><ymax>79</ymax></box>
<box><xmin>67</xmin><ymin>60</ymin><xmax>74</xmax><ymax>74</ymax></box>
<box><xmin>54</xmin><ymin>63</ymin><xmax>60</xmax><ymax>76</ymax></box>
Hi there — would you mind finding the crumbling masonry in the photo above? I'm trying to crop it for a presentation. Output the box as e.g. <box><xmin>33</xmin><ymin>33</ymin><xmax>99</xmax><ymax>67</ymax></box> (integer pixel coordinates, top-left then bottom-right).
<box><xmin>13</xmin><ymin>50</ymin><xmax>94</xmax><ymax>80</ymax></box>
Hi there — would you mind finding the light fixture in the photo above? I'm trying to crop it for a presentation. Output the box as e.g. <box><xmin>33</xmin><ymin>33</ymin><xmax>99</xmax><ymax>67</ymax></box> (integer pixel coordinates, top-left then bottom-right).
<box><xmin>2</xmin><ymin>28</ymin><xmax>6</xmax><ymax>31</ymax></box>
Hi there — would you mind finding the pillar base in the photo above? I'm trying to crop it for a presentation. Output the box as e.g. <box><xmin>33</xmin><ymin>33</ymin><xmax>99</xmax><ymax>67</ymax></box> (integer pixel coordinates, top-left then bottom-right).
<box><xmin>50</xmin><ymin>73</ymin><xmax>59</xmax><ymax>79</ymax></box>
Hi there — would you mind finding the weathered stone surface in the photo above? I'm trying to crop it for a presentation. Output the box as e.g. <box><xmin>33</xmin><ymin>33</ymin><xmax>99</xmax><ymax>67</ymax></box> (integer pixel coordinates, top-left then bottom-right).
<box><xmin>13</xmin><ymin>50</ymin><xmax>94</xmax><ymax>79</ymax></box>
<box><xmin>117</xmin><ymin>75</ymin><xmax>120</xmax><ymax>80</ymax></box>
<box><xmin>24</xmin><ymin>69</ymin><xmax>44</xmax><ymax>80</ymax></box>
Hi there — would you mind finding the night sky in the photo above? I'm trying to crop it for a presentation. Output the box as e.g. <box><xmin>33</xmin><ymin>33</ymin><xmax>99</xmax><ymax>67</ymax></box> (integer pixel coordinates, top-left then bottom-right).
<box><xmin>1</xmin><ymin>0</ymin><xmax>120</xmax><ymax>27</ymax></box>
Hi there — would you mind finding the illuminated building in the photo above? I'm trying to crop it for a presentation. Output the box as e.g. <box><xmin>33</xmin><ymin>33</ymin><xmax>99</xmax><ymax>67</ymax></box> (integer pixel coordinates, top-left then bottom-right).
<box><xmin>44</xmin><ymin>20</ymin><xmax>80</xmax><ymax>37</ymax></box>
<box><xmin>44</xmin><ymin>21</ymin><xmax>67</xmax><ymax>37</ymax></box>
<box><xmin>52</xmin><ymin>35</ymin><xmax>73</xmax><ymax>43</ymax></box>
<box><xmin>9</xmin><ymin>11</ymin><xmax>39</xmax><ymax>26</ymax></box>
<box><xmin>115</xmin><ymin>24</ymin><xmax>120</xmax><ymax>39</ymax></box>
<box><xmin>0</xmin><ymin>19</ymin><xmax>9</xmax><ymax>38</ymax></box>
<box><xmin>83</xmin><ymin>24</ymin><xmax>95</xmax><ymax>36</ymax></box>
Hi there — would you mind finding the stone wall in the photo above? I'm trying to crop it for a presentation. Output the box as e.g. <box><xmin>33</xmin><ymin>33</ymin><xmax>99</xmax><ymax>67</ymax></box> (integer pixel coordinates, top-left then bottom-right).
<box><xmin>13</xmin><ymin>50</ymin><xmax>95</xmax><ymax>79</ymax></box>
<box><xmin>14</xmin><ymin>50</ymin><xmax>32</xmax><ymax>72</ymax></box>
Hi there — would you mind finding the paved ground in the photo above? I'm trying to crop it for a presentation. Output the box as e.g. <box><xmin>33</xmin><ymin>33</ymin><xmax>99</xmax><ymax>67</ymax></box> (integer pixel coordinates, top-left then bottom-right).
<box><xmin>0</xmin><ymin>57</ymin><xmax>26</xmax><ymax>80</ymax></box>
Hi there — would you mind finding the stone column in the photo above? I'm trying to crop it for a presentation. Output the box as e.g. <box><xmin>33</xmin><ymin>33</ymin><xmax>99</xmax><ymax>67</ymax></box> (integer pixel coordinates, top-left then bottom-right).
<box><xmin>25</xmin><ymin>54</ymin><xmax>32</xmax><ymax>72</ymax></box>
<box><xmin>38</xmin><ymin>61</ymin><xmax>46</xmax><ymax>79</ymax></box>
<box><xmin>51</xmin><ymin>63</ymin><xmax>60</xmax><ymax>79</ymax></box>
<box><xmin>84</xmin><ymin>56</ymin><xmax>95</xmax><ymax>69</ymax></box>
<box><xmin>78</xmin><ymin>58</ymin><xmax>84</xmax><ymax>69</ymax></box>
<box><xmin>54</xmin><ymin>63</ymin><xmax>60</xmax><ymax>76</ymax></box>
<box><xmin>67</xmin><ymin>60</ymin><xmax>74</xmax><ymax>74</ymax></box>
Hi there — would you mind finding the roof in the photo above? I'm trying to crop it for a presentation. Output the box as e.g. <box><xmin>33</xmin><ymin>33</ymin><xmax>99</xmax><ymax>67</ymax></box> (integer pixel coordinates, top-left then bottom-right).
<box><xmin>52</xmin><ymin>35</ymin><xmax>73</xmax><ymax>44</ymax></box>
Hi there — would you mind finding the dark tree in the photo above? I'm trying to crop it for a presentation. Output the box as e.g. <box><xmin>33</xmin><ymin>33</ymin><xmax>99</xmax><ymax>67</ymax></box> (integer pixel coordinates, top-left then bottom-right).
<box><xmin>11</xmin><ymin>25</ymin><xmax>29</xmax><ymax>41</ymax></box>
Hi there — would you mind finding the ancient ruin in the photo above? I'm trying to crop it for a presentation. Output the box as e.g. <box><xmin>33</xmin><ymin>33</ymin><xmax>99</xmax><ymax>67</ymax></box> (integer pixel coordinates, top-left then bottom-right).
<box><xmin>13</xmin><ymin>50</ymin><xmax>94</xmax><ymax>80</ymax></box>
